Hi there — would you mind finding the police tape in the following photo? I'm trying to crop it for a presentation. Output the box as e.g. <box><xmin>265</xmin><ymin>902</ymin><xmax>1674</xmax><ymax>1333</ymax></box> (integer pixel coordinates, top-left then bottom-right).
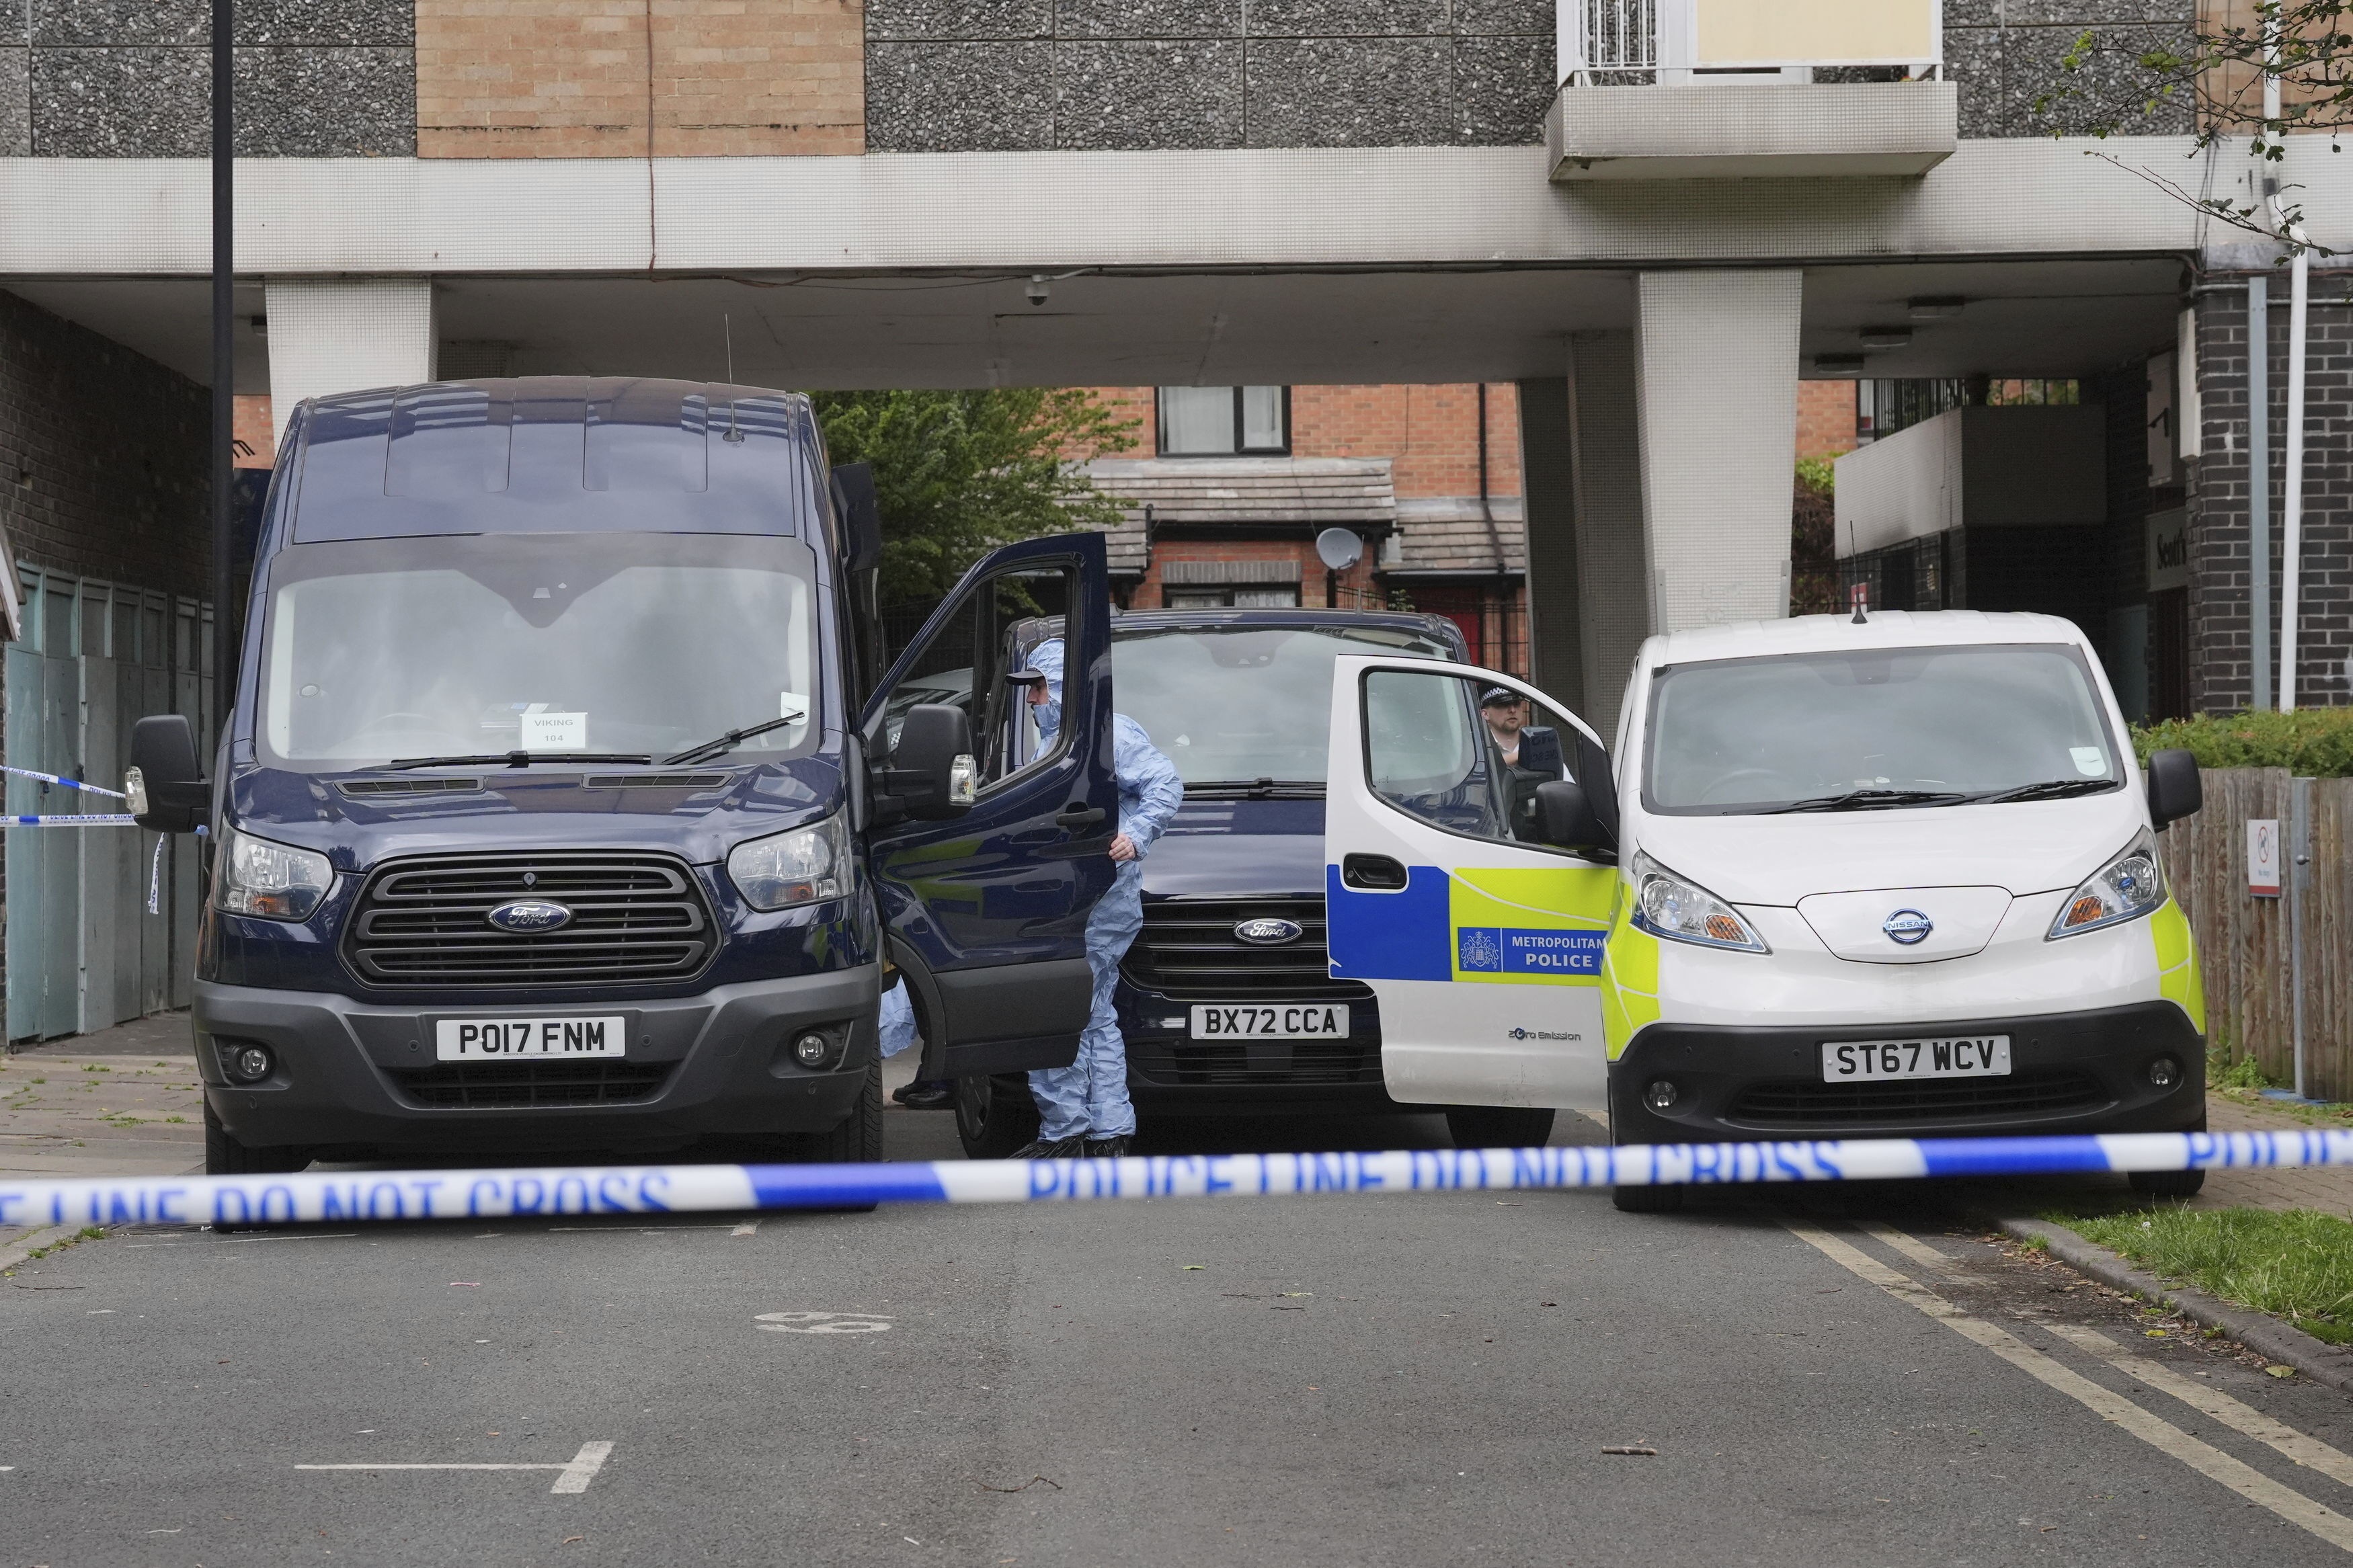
<box><xmin>6</xmin><ymin>1129</ymin><xmax>2352</xmax><ymax>1231</ymax></box>
<box><xmin>0</xmin><ymin>764</ymin><xmax>128</xmax><ymax>799</ymax></box>
<box><xmin>0</xmin><ymin>814</ymin><xmax>139</xmax><ymax>827</ymax></box>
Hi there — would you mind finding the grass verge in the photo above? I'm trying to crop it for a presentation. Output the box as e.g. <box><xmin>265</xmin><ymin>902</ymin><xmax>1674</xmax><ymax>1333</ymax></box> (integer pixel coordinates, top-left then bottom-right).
<box><xmin>2053</xmin><ymin>1206</ymin><xmax>2353</xmax><ymax>1345</ymax></box>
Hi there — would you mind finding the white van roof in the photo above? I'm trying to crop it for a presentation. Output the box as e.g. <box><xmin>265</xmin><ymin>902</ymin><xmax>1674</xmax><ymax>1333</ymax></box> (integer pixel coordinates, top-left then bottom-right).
<box><xmin>1639</xmin><ymin>610</ymin><xmax>2090</xmax><ymax>670</ymax></box>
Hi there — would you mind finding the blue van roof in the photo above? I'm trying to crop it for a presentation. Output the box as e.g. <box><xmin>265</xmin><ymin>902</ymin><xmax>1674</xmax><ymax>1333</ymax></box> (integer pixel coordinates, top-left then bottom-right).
<box><xmin>284</xmin><ymin>376</ymin><xmax>824</xmax><ymax>543</ymax></box>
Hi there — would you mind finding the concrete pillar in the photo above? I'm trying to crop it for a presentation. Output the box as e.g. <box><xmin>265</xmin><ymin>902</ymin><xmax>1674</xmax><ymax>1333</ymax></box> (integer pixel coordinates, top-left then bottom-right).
<box><xmin>1567</xmin><ymin>330</ymin><xmax>1650</xmax><ymax>747</ymax></box>
<box><xmin>1515</xmin><ymin>376</ymin><xmax>1583</xmax><ymax>710</ymax></box>
<box><xmin>1635</xmin><ymin>270</ymin><xmax>1801</xmax><ymax>633</ymax></box>
<box><xmin>264</xmin><ymin>279</ymin><xmax>438</xmax><ymax>452</ymax></box>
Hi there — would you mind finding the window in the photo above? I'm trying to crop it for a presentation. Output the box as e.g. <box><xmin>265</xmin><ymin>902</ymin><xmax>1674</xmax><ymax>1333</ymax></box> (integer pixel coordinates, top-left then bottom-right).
<box><xmin>1107</xmin><ymin>622</ymin><xmax>1452</xmax><ymax>788</ymax></box>
<box><xmin>1162</xmin><ymin>586</ymin><xmax>1301</xmax><ymax>610</ymax></box>
<box><xmin>1642</xmin><ymin>643</ymin><xmax>2122</xmax><ymax>815</ymax></box>
<box><xmin>1156</xmin><ymin>387</ymin><xmax>1289</xmax><ymax>456</ymax></box>
<box><xmin>1362</xmin><ymin>670</ymin><xmax>1579</xmax><ymax>849</ymax></box>
<box><xmin>875</xmin><ymin>564</ymin><xmax>1076</xmax><ymax>789</ymax></box>
<box><xmin>257</xmin><ymin>532</ymin><xmax>818</xmax><ymax>767</ymax></box>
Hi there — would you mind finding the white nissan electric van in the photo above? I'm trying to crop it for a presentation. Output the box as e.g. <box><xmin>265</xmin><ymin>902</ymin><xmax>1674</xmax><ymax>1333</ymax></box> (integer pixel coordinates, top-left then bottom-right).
<box><xmin>1318</xmin><ymin>611</ymin><xmax>2206</xmax><ymax>1212</ymax></box>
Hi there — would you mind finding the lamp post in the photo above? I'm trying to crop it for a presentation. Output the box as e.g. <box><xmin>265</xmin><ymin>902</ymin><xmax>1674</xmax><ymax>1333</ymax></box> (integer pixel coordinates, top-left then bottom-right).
<box><xmin>210</xmin><ymin>0</ymin><xmax>234</xmax><ymax>741</ymax></box>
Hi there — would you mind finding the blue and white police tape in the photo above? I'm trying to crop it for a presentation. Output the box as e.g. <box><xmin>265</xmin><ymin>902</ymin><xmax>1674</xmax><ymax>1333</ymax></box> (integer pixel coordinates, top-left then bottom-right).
<box><xmin>0</xmin><ymin>763</ymin><xmax>128</xmax><ymax>799</ymax></box>
<box><xmin>7</xmin><ymin>1129</ymin><xmax>2352</xmax><ymax>1231</ymax></box>
<box><xmin>0</xmin><ymin>813</ymin><xmax>138</xmax><ymax>827</ymax></box>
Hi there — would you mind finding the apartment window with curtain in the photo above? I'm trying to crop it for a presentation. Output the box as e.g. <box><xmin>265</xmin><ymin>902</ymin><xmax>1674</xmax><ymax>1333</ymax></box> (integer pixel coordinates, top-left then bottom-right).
<box><xmin>1156</xmin><ymin>387</ymin><xmax>1289</xmax><ymax>456</ymax></box>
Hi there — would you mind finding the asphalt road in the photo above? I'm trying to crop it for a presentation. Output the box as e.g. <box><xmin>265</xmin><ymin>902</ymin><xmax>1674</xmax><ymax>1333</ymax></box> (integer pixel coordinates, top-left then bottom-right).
<box><xmin>5</xmin><ymin>1106</ymin><xmax>2353</xmax><ymax>1567</ymax></box>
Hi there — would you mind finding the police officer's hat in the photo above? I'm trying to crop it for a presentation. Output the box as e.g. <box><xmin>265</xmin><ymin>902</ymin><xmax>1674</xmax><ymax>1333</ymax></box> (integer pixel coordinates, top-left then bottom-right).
<box><xmin>1478</xmin><ymin>686</ymin><xmax>1523</xmax><ymax>709</ymax></box>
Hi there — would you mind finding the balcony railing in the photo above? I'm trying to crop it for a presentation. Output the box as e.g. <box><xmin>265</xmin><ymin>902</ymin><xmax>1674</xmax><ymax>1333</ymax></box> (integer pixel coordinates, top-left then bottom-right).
<box><xmin>1558</xmin><ymin>0</ymin><xmax>1942</xmax><ymax>87</ymax></box>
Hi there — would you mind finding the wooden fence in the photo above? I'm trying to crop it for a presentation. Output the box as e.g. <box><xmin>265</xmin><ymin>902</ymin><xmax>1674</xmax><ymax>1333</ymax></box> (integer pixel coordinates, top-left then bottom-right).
<box><xmin>2157</xmin><ymin>768</ymin><xmax>2353</xmax><ymax>1101</ymax></box>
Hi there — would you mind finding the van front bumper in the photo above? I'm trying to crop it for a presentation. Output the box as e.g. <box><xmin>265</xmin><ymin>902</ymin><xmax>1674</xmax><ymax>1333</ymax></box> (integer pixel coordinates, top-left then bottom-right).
<box><xmin>194</xmin><ymin>966</ymin><xmax>881</xmax><ymax>1158</ymax></box>
<box><xmin>1607</xmin><ymin>1001</ymin><xmax>2203</xmax><ymax>1145</ymax></box>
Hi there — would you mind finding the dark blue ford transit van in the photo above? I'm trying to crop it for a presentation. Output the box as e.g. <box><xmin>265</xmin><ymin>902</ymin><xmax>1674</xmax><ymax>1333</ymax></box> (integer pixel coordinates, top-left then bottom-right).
<box><xmin>126</xmin><ymin>378</ymin><xmax>1125</xmax><ymax>1175</ymax></box>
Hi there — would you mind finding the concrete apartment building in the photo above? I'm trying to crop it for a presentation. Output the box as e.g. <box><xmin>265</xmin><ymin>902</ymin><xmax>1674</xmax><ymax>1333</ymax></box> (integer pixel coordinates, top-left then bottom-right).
<box><xmin>1</xmin><ymin>0</ymin><xmax>2349</xmax><ymax>1040</ymax></box>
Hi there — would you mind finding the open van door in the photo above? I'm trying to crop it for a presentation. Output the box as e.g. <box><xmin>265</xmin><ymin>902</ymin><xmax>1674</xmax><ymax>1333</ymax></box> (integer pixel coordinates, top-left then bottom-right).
<box><xmin>862</xmin><ymin>532</ymin><xmax>1119</xmax><ymax>1079</ymax></box>
<box><xmin>1322</xmin><ymin>656</ymin><xmax>1620</xmax><ymax>1118</ymax></box>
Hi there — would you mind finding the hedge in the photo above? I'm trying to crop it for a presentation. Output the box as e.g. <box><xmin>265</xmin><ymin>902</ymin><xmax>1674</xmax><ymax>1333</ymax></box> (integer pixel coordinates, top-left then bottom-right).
<box><xmin>2131</xmin><ymin>708</ymin><xmax>2353</xmax><ymax>778</ymax></box>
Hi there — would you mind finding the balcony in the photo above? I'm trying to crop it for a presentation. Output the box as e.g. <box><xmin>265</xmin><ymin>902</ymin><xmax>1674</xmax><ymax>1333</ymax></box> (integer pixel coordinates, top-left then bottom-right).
<box><xmin>1548</xmin><ymin>0</ymin><xmax>1958</xmax><ymax>181</ymax></box>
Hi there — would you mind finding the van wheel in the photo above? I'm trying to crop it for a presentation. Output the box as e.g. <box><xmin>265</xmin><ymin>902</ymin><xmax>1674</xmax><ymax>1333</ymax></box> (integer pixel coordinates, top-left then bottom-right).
<box><xmin>1445</xmin><ymin>1106</ymin><xmax>1555</xmax><ymax>1150</ymax></box>
<box><xmin>203</xmin><ymin>1103</ymin><xmax>308</xmax><ymax>1177</ymax></box>
<box><xmin>793</xmin><ymin>1062</ymin><xmax>884</xmax><ymax>1165</ymax></box>
<box><xmin>1607</xmin><ymin>1134</ymin><xmax>1683</xmax><ymax>1212</ymax></box>
<box><xmin>2128</xmin><ymin>1168</ymin><xmax>2206</xmax><ymax>1197</ymax></box>
<box><xmin>956</xmin><ymin>1073</ymin><xmax>1038</xmax><ymax>1160</ymax></box>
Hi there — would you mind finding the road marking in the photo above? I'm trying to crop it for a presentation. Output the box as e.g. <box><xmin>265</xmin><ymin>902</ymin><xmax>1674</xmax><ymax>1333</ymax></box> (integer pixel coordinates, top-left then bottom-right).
<box><xmin>298</xmin><ymin>1440</ymin><xmax>614</xmax><ymax>1495</ymax></box>
<box><xmin>2048</xmin><ymin>1323</ymin><xmax>2353</xmax><ymax>1489</ymax></box>
<box><xmin>731</xmin><ymin>1220</ymin><xmax>760</xmax><ymax>1236</ymax></box>
<box><xmin>551</xmin><ymin>1440</ymin><xmax>613</xmax><ymax>1494</ymax></box>
<box><xmin>1784</xmin><ymin>1219</ymin><xmax>2353</xmax><ymax>1553</ymax></box>
<box><xmin>756</xmin><ymin>1311</ymin><xmax>893</xmax><ymax>1335</ymax></box>
<box><xmin>1855</xmin><ymin>1219</ymin><xmax>1968</xmax><ymax>1276</ymax></box>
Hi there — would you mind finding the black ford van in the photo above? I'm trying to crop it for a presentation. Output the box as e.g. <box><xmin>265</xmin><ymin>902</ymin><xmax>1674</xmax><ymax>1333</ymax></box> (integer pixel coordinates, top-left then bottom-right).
<box><xmin>126</xmin><ymin>378</ymin><xmax>1131</xmax><ymax>1175</ymax></box>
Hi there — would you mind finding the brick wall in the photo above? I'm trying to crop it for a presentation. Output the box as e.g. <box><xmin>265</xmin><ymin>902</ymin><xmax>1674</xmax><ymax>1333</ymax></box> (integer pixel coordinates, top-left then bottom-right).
<box><xmin>1133</xmin><ymin>536</ymin><xmax>1382</xmax><ymax>610</ymax></box>
<box><xmin>1291</xmin><ymin>384</ymin><xmax>1523</xmax><ymax>501</ymax></box>
<box><xmin>2192</xmin><ymin>278</ymin><xmax>2353</xmax><ymax>713</ymax></box>
<box><xmin>1796</xmin><ymin>380</ymin><xmax>1856</xmax><ymax>458</ymax></box>
<box><xmin>416</xmin><ymin>0</ymin><xmax>863</xmax><ymax>159</ymax></box>
<box><xmin>0</xmin><ymin>290</ymin><xmax>210</xmax><ymax>600</ymax></box>
<box><xmin>1088</xmin><ymin>382</ymin><xmax>1526</xmax><ymax>500</ymax></box>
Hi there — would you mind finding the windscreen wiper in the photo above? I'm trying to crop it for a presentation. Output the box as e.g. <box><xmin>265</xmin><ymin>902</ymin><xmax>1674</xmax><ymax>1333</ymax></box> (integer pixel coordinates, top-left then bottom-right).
<box><xmin>1182</xmin><ymin>778</ymin><xmax>1324</xmax><ymax>798</ymax></box>
<box><xmin>1766</xmin><ymin>788</ymin><xmax>1970</xmax><ymax>814</ymax></box>
<box><xmin>1968</xmin><ymin>778</ymin><xmax>2121</xmax><ymax>804</ymax></box>
<box><xmin>385</xmin><ymin>751</ymin><xmax>655</xmax><ymax>770</ymax></box>
<box><xmin>664</xmin><ymin>713</ymin><xmax>804</xmax><ymax>766</ymax></box>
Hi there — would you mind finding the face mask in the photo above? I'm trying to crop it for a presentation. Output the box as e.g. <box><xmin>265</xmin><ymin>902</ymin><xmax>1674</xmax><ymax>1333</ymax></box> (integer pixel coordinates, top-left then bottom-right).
<box><xmin>1033</xmin><ymin>699</ymin><xmax>1062</xmax><ymax>740</ymax></box>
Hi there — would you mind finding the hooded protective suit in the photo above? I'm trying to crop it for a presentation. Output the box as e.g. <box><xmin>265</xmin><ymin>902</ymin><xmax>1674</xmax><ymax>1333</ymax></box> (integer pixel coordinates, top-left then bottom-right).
<box><xmin>1023</xmin><ymin>637</ymin><xmax>1184</xmax><ymax>1141</ymax></box>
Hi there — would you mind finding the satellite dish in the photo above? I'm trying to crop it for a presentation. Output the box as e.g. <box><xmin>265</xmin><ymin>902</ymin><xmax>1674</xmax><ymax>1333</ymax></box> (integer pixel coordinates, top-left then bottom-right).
<box><xmin>1314</xmin><ymin>528</ymin><xmax>1364</xmax><ymax>572</ymax></box>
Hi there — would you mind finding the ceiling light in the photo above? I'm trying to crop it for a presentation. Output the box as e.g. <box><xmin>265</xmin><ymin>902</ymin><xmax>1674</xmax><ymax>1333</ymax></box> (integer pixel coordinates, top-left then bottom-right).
<box><xmin>1859</xmin><ymin>325</ymin><xmax>1913</xmax><ymax>349</ymax></box>
<box><xmin>1907</xmin><ymin>296</ymin><xmax>1966</xmax><ymax>321</ymax></box>
<box><xmin>1811</xmin><ymin>354</ymin><xmax>1866</xmax><ymax>376</ymax></box>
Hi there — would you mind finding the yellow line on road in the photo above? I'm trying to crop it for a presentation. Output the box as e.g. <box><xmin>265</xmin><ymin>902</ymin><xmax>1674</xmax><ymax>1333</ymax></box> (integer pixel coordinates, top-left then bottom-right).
<box><xmin>2048</xmin><ymin>1323</ymin><xmax>2353</xmax><ymax>1491</ymax></box>
<box><xmin>1782</xmin><ymin>1218</ymin><xmax>2353</xmax><ymax>1554</ymax></box>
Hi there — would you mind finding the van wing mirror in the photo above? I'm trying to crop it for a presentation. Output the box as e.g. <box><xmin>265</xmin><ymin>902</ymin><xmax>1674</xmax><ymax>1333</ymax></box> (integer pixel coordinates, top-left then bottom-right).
<box><xmin>883</xmin><ymin>703</ymin><xmax>977</xmax><ymax>822</ymax></box>
<box><xmin>1530</xmin><ymin>779</ymin><xmax>1612</xmax><ymax>854</ymax></box>
<box><xmin>2145</xmin><ymin>747</ymin><xmax>2202</xmax><ymax>830</ymax></box>
<box><xmin>127</xmin><ymin>714</ymin><xmax>208</xmax><ymax>834</ymax></box>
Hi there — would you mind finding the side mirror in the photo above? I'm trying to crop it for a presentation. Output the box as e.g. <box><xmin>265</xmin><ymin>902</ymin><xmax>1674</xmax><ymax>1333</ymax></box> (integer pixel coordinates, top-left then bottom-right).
<box><xmin>2146</xmin><ymin>747</ymin><xmax>2202</xmax><ymax>830</ymax></box>
<box><xmin>126</xmin><ymin>714</ymin><xmax>208</xmax><ymax>834</ymax></box>
<box><xmin>1531</xmin><ymin>779</ymin><xmax>1612</xmax><ymax>853</ymax></box>
<box><xmin>885</xmin><ymin>703</ymin><xmax>977</xmax><ymax>821</ymax></box>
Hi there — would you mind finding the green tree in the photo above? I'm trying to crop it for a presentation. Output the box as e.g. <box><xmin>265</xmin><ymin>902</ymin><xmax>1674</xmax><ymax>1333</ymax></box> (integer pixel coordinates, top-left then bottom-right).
<box><xmin>811</xmin><ymin>388</ymin><xmax>1139</xmax><ymax>604</ymax></box>
<box><xmin>2036</xmin><ymin>2</ymin><xmax>2353</xmax><ymax>248</ymax></box>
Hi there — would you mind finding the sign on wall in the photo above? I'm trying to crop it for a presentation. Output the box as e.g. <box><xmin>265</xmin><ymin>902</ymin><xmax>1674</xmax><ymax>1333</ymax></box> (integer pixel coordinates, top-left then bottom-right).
<box><xmin>2145</xmin><ymin>507</ymin><xmax>2189</xmax><ymax>594</ymax></box>
<box><xmin>2249</xmin><ymin>818</ymin><xmax>2281</xmax><ymax>898</ymax></box>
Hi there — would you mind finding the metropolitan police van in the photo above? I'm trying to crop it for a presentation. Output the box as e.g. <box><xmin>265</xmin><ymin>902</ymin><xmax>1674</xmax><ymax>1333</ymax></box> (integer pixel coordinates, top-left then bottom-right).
<box><xmin>1317</xmin><ymin>610</ymin><xmax>2206</xmax><ymax>1212</ymax></box>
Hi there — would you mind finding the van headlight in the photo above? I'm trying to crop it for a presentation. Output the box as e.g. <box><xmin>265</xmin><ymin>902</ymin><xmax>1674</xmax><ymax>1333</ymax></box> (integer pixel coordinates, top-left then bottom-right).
<box><xmin>1628</xmin><ymin>851</ymin><xmax>1769</xmax><ymax>954</ymax></box>
<box><xmin>728</xmin><ymin>811</ymin><xmax>850</xmax><ymax>911</ymax></box>
<box><xmin>214</xmin><ymin>824</ymin><xmax>333</xmax><ymax>921</ymax></box>
<box><xmin>2048</xmin><ymin>829</ymin><xmax>2166</xmax><ymax>940</ymax></box>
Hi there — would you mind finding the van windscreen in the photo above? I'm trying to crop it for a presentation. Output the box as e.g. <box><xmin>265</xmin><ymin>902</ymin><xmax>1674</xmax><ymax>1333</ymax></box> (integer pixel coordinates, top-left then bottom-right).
<box><xmin>1109</xmin><ymin>624</ymin><xmax>1452</xmax><ymax>788</ymax></box>
<box><xmin>1643</xmin><ymin>643</ymin><xmax>2122</xmax><ymax>815</ymax></box>
<box><xmin>257</xmin><ymin>532</ymin><xmax>820</xmax><ymax>768</ymax></box>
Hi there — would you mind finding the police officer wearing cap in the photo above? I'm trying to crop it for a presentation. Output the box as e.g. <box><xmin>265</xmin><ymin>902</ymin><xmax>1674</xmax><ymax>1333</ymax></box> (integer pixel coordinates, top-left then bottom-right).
<box><xmin>1480</xmin><ymin>686</ymin><xmax>1564</xmax><ymax>839</ymax></box>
